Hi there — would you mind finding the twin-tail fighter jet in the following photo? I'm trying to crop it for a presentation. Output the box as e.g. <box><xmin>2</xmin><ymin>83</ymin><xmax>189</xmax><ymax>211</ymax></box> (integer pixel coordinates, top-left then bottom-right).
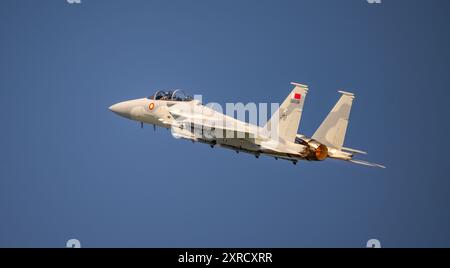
<box><xmin>109</xmin><ymin>82</ymin><xmax>385</xmax><ymax>168</ymax></box>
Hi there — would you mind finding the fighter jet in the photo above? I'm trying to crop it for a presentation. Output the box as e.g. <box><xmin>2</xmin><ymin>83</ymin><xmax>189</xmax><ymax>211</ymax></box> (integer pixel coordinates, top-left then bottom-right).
<box><xmin>109</xmin><ymin>83</ymin><xmax>385</xmax><ymax>168</ymax></box>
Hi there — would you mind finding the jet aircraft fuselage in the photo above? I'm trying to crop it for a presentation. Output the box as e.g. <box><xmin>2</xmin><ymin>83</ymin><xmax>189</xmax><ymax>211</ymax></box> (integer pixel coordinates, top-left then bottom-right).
<box><xmin>109</xmin><ymin>83</ymin><xmax>384</xmax><ymax>168</ymax></box>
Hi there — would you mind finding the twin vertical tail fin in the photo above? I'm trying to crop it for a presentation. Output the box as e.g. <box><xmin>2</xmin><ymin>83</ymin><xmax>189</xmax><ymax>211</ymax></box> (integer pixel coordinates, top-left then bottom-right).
<box><xmin>312</xmin><ymin>91</ymin><xmax>354</xmax><ymax>149</ymax></box>
<box><xmin>264</xmin><ymin>82</ymin><xmax>308</xmax><ymax>143</ymax></box>
<box><xmin>265</xmin><ymin>84</ymin><xmax>385</xmax><ymax>168</ymax></box>
<box><xmin>313</xmin><ymin>91</ymin><xmax>386</xmax><ymax>168</ymax></box>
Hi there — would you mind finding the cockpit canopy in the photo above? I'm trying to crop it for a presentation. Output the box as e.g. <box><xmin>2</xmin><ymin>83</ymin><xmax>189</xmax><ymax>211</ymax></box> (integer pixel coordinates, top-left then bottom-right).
<box><xmin>147</xmin><ymin>89</ymin><xmax>193</xmax><ymax>102</ymax></box>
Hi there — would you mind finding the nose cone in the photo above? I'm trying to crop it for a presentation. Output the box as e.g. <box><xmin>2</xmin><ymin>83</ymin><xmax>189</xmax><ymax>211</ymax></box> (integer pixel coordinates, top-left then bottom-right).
<box><xmin>109</xmin><ymin>101</ymin><xmax>131</xmax><ymax>118</ymax></box>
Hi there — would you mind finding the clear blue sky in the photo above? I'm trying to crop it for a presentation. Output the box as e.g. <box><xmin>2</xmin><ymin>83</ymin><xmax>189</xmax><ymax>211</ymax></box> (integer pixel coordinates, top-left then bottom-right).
<box><xmin>1</xmin><ymin>0</ymin><xmax>449</xmax><ymax>247</ymax></box>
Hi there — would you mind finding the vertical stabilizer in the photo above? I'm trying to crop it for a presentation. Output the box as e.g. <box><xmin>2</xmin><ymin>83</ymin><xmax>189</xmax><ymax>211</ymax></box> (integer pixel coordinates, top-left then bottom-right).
<box><xmin>312</xmin><ymin>91</ymin><xmax>355</xmax><ymax>149</ymax></box>
<box><xmin>265</xmin><ymin>82</ymin><xmax>308</xmax><ymax>142</ymax></box>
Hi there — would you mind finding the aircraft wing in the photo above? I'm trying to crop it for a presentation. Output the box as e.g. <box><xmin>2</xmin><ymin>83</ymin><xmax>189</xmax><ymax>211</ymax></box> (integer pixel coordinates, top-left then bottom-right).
<box><xmin>169</xmin><ymin>103</ymin><xmax>305</xmax><ymax>160</ymax></box>
<box><xmin>169</xmin><ymin>104</ymin><xmax>258</xmax><ymax>140</ymax></box>
<box><xmin>173</xmin><ymin>119</ymin><xmax>256</xmax><ymax>140</ymax></box>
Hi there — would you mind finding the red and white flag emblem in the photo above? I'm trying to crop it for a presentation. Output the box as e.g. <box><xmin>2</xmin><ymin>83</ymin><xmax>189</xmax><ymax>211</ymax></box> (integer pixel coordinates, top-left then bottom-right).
<box><xmin>293</xmin><ymin>93</ymin><xmax>301</xmax><ymax>100</ymax></box>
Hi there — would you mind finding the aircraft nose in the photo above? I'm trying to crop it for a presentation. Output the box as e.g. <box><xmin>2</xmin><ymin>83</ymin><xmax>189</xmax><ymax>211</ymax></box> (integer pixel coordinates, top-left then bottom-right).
<box><xmin>108</xmin><ymin>101</ymin><xmax>130</xmax><ymax>117</ymax></box>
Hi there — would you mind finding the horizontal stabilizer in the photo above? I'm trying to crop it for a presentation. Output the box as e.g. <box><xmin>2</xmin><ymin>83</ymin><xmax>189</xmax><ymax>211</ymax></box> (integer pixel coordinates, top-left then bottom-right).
<box><xmin>349</xmin><ymin>159</ymin><xmax>386</xmax><ymax>169</ymax></box>
<box><xmin>342</xmin><ymin>147</ymin><xmax>367</xmax><ymax>155</ymax></box>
